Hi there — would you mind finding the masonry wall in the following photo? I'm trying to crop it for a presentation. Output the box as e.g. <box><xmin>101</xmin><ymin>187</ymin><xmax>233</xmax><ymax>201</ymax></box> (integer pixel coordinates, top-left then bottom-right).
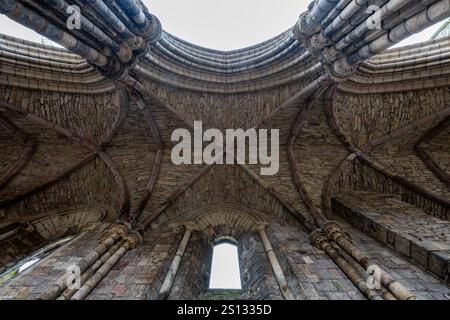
<box><xmin>0</xmin><ymin>222</ymin><xmax>110</xmax><ymax>299</ymax></box>
<box><xmin>333</xmin><ymin>88</ymin><xmax>450</xmax><ymax>147</ymax></box>
<box><xmin>88</xmin><ymin>223</ymin><xmax>182</xmax><ymax>300</ymax></box>
<box><xmin>267</xmin><ymin>220</ymin><xmax>364</xmax><ymax>300</ymax></box>
<box><xmin>0</xmin><ymin>207</ymin><xmax>108</xmax><ymax>273</ymax></box>
<box><xmin>339</xmin><ymin>218</ymin><xmax>450</xmax><ymax>300</ymax></box>
<box><xmin>336</xmin><ymin>158</ymin><xmax>450</xmax><ymax>220</ymax></box>
<box><xmin>333</xmin><ymin>192</ymin><xmax>450</xmax><ymax>287</ymax></box>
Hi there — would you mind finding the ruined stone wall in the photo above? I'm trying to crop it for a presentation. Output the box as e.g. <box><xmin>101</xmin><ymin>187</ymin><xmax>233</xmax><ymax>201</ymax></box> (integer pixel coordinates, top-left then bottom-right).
<box><xmin>0</xmin><ymin>85</ymin><xmax>125</xmax><ymax>220</ymax></box>
<box><xmin>143</xmin><ymin>78</ymin><xmax>307</xmax><ymax>130</ymax></box>
<box><xmin>293</xmin><ymin>98</ymin><xmax>349</xmax><ymax>207</ymax></box>
<box><xmin>0</xmin><ymin>158</ymin><xmax>119</xmax><ymax>220</ymax></box>
<box><xmin>151</xmin><ymin>165</ymin><xmax>300</xmax><ymax>231</ymax></box>
<box><xmin>366</xmin><ymin>122</ymin><xmax>450</xmax><ymax>199</ymax></box>
<box><xmin>424</xmin><ymin>125</ymin><xmax>450</xmax><ymax>178</ymax></box>
<box><xmin>267</xmin><ymin>220</ymin><xmax>364</xmax><ymax>300</ymax></box>
<box><xmin>104</xmin><ymin>102</ymin><xmax>160</xmax><ymax>214</ymax></box>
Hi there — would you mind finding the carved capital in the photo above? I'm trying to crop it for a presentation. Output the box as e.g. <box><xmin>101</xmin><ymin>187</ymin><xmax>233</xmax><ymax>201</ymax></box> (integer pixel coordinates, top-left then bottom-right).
<box><xmin>310</xmin><ymin>229</ymin><xmax>329</xmax><ymax>251</ymax></box>
<box><xmin>101</xmin><ymin>220</ymin><xmax>132</xmax><ymax>242</ymax></box>
<box><xmin>183</xmin><ymin>221</ymin><xmax>199</xmax><ymax>232</ymax></box>
<box><xmin>297</xmin><ymin>12</ymin><xmax>311</xmax><ymax>36</ymax></box>
<box><xmin>141</xmin><ymin>14</ymin><xmax>162</xmax><ymax>43</ymax></box>
<box><xmin>327</xmin><ymin>57</ymin><xmax>357</xmax><ymax>81</ymax></box>
<box><xmin>127</xmin><ymin>36</ymin><xmax>145</xmax><ymax>52</ymax></box>
<box><xmin>124</xmin><ymin>230</ymin><xmax>143</xmax><ymax>249</ymax></box>
<box><xmin>254</xmin><ymin>222</ymin><xmax>269</xmax><ymax>232</ymax></box>
<box><xmin>321</xmin><ymin>46</ymin><xmax>341</xmax><ymax>63</ymax></box>
<box><xmin>310</xmin><ymin>32</ymin><xmax>330</xmax><ymax>50</ymax></box>
<box><xmin>322</xmin><ymin>221</ymin><xmax>351</xmax><ymax>242</ymax></box>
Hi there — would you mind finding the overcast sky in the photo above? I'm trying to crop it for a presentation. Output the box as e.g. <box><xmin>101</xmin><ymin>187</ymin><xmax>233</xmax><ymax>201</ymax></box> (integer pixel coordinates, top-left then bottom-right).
<box><xmin>0</xmin><ymin>1</ymin><xmax>447</xmax><ymax>51</ymax></box>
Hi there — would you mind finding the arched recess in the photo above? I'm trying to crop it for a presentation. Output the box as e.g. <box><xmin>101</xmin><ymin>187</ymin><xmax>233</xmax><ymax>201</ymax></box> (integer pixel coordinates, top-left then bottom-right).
<box><xmin>155</xmin><ymin>205</ymin><xmax>288</xmax><ymax>300</ymax></box>
<box><xmin>0</xmin><ymin>206</ymin><xmax>108</xmax><ymax>274</ymax></box>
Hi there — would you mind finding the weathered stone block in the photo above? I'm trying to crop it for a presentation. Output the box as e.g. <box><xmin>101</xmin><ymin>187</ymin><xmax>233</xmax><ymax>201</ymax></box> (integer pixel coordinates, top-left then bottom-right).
<box><xmin>395</xmin><ymin>235</ymin><xmax>412</xmax><ymax>258</ymax></box>
<box><xmin>410</xmin><ymin>243</ymin><xmax>430</xmax><ymax>267</ymax></box>
<box><xmin>428</xmin><ymin>251</ymin><xmax>450</xmax><ymax>279</ymax></box>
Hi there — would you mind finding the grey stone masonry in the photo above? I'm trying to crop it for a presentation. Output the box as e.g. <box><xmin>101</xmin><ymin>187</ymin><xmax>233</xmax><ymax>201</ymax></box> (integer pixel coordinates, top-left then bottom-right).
<box><xmin>333</xmin><ymin>191</ymin><xmax>450</xmax><ymax>288</ymax></box>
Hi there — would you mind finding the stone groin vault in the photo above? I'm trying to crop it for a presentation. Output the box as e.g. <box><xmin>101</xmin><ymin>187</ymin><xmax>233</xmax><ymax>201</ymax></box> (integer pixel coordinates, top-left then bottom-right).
<box><xmin>0</xmin><ymin>0</ymin><xmax>449</xmax><ymax>300</ymax></box>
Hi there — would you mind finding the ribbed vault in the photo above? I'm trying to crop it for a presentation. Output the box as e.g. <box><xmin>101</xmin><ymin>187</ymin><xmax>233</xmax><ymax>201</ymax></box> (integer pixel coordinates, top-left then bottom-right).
<box><xmin>0</xmin><ymin>0</ymin><xmax>449</xmax><ymax>301</ymax></box>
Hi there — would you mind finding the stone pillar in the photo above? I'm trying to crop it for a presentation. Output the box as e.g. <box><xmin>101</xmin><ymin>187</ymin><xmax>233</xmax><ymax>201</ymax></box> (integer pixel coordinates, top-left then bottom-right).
<box><xmin>321</xmin><ymin>221</ymin><xmax>416</xmax><ymax>300</ymax></box>
<box><xmin>57</xmin><ymin>239</ymin><xmax>125</xmax><ymax>300</ymax></box>
<box><xmin>255</xmin><ymin>223</ymin><xmax>294</xmax><ymax>300</ymax></box>
<box><xmin>157</xmin><ymin>223</ymin><xmax>196</xmax><ymax>300</ymax></box>
<box><xmin>70</xmin><ymin>228</ymin><xmax>141</xmax><ymax>300</ymax></box>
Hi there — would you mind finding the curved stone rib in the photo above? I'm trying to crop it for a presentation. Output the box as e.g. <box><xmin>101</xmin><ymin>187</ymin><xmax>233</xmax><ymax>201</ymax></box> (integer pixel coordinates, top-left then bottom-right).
<box><xmin>138</xmin><ymin>164</ymin><xmax>213</xmax><ymax>231</ymax></box>
<box><xmin>0</xmin><ymin>99</ymin><xmax>130</xmax><ymax>215</ymax></box>
<box><xmin>322</xmin><ymin>87</ymin><xmax>358</xmax><ymax>217</ymax></box>
<box><xmin>287</xmin><ymin>83</ymin><xmax>333</xmax><ymax>228</ymax></box>
<box><xmin>360</xmin><ymin>108</ymin><xmax>450</xmax><ymax>153</ymax></box>
<box><xmin>0</xmin><ymin>153</ymin><xmax>97</xmax><ymax>209</ymax></box>
<box><xmin>126</xmin><ymin>94</ymin><xmax>164</xmax><ymax>223</ymax></box>
<box><xmin>322</xmin><ymin>87</ymin><xmax>450</xmax><ymax>219</ymax></box>
<box><xmin>238</xmin><ymin>163</ymin><xmax>313</xmax><ymax>229</ymax></box>
<box><xmin>415</xmin><ymin>116</ymin><xmax>450</xmax><ymax>187</ymax></box>
<box><xmin>0</xmin><ymin>114</ymin><xmax>35</xmax><ymax>191</ymax></box>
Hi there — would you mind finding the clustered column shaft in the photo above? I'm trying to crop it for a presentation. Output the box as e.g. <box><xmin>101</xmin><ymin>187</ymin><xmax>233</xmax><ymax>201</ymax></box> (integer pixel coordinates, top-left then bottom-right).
<box><xmin>0</xmin><ymin>222</ymin><xmax>34</xmax><ymax>242</ymax></box>
<box><xmin>0</xmin><ymin>0</ymin><xmax>162</xmax><ymax>77</ymax></box>
<box><xmin>310</xmin><ymin>221</ymin><xmax>416</xmax><ymax>300</ymax></box>
<box><xmin>39</xmin><ymin>221</ymin><xmax>142</xmax><ymax>300</ymax></box>
<box><xmin>322</xmin><ymin>222</ymin><xmax>416</xmax><ymax>300</ymax></box>
<box><xmin>294</xmin><ymin>0</ymin><xmax>450</xmax><ymax>80</ymax></box>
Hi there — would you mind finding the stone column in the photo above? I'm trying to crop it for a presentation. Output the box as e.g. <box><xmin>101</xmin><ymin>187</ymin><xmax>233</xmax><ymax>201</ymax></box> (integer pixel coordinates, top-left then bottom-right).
<box><xmin>157</xmin><ymin>223</ymin><xmax>196</xmax><ymax>300</ymax></box>
<box><xmin>310</xmin><ymin>229</ymin><xmax>383</xmax><ymax>300</ymax></box>
<box><xmin>39</xmin><ymin>221</ymin><xmax>139</xmax><ymax>300</ymax></box>
<box><xmin>322</xmin><ymin>221</ymin><xmax>415</xmax><ymax>300</ymax></box>
<box><xmin>57</xmin><ymin>239</ymin><xmax>126</xmax><ymax>300</ymax></box>
<box><xmin>70</xmin><ymin>228</ymin><xmax>141</xmax><ymax>300</ymax></box>
<box><xmin>255</xmin><ymin>222</ymin><xmax>294</xmax><ymax>300</ymax></box>
<box><xmin>0</xmin><ymin>222</ymin><xmax>34</xmax><ymax>242</ymax></box>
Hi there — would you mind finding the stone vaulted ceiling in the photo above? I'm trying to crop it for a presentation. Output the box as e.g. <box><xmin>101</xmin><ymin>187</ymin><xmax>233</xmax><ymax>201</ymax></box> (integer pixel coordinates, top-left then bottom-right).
<box><xmin>0</xmin><ymin>0</ymin><xmax>449</xmax><ymax>301</ymax></box>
